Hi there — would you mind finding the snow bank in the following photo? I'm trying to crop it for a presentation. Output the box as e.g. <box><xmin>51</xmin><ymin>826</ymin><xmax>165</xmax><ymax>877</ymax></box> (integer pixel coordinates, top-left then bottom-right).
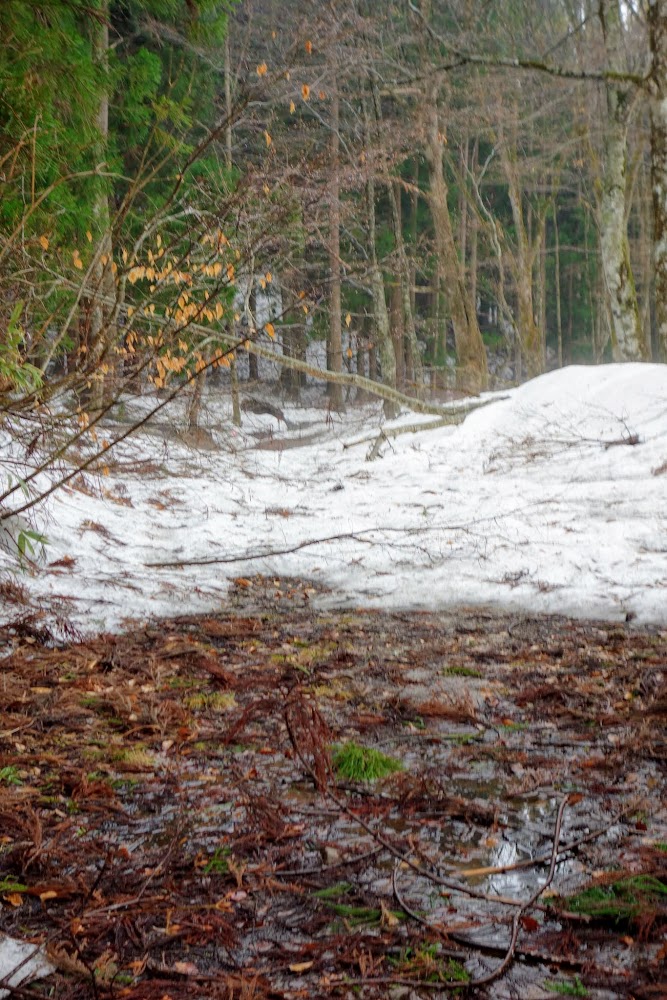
<box><xmin>1</xmin><ymin>364</ymin><xmax>666</xmax><ymax>633</ymax></box>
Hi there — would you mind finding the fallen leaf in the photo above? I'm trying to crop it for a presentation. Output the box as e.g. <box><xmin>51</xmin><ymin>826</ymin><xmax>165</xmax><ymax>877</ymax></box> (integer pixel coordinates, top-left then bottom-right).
<box><xmin>174</xmin><ymin>961</ymin><xmax>199</xmax><ymax>976</ymax></box>
<box><xmin>289</xmin><ymin>961</ymin><xmax>314</xmax><ymax>973</ymax></box>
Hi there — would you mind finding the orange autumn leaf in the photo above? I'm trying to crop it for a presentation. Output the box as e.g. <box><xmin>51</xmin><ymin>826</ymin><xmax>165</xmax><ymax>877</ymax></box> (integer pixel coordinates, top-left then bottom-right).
<box><xmin>265</xmin><ymin>322</ymin><xmax>275</xmax><ymax>339</ymax></box>
<box><xmin>39</xmin><ymin>235</ymin><xmax>49</xmax><ymax>251</ymax></box>
<box><xmin>301</xmin><ymin>84</ymin><xmax>310</xmax><ymax>101</ymax></box>
<box><xmin>256</xmin><ymin>62</ymin><xmax>268</xmax><ymax>76</ymax></box>
<box><xmin>304</xmin><ymin>40</ymin><xmax>313</xmax><ymax>54</ymax></box>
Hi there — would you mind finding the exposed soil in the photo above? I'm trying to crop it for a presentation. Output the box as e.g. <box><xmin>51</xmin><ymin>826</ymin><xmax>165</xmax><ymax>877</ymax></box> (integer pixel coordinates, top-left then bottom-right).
<box><xmin>0</xmin><ymin>576</ymin><xmax>666</xmax><ymax>1000</ymax></box>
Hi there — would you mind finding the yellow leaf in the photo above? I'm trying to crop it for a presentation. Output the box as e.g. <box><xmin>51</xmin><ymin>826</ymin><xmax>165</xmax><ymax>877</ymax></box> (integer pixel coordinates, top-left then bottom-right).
<box><xmin>264</xmin><ymin>131</ymin><xmax>272</xmax><ymax>147</ymax></box>
<box><xmin>39</xmin><ymin>235</ymin><xmax>49</xmax><ymax>251</ymax></box>
<box><xmin>122</xmin><ymin>248</ymin><xmax>128</xmax><ymax>263</ymax></box>
<box><xmin>290</xmin><ymin>101</ymin><xmax>296</xmax><ymax>113</ymax></box>
<box><xmin>265</xmin><ymin>322</ymin><xmax>275</xmax><ymax>339</ymax></box>
<box><xmin>263</xmin><ymin>184</ymin><xmax>271</xmax><ymax>195</ymax></box>
<box><xmin>39</xmin><ymin>890</ymin><xmax>58</xmax><ymax>902</ymax></box>
<box><xmin>100</xmin><ymin>253</ymin><xmax>108</xmax><ymax>266</ymax></box>
<box><xmin>289</xmin><ymin>962</ymin><xmax>313</xmax><ymax>973</ymax></box>
<box><xmin>345</xmin><ymin>312</ymin><xmax>351</xmax><ymax>327</ymax></box>
<box><xmin>86</xmin><ymin>230</ymin><xmax>93</xmax><ymax>242</ymax></box>
<box><xmin>259</xmin><ymin>278</ymin><xmax>266</xmax><ymax>290</ymax></box>
<box><xmin>156</xmin><ymin>233</ymin><xmax>162</xmax><ymax>248</ymax></box>
<box><xmin>4</xmin><ymin>893</ymin><xmax>23</xmax><ymax>908</ymax></box>
<box><xmin>346</xmin><ymin>347</ymin><xmax>353</xmax><ymax>358</ymax></box>
<box><xmin>257</xmin><ymin>62</ymin><xmax>268</xmax><ymax>76</ymax></box>
<box><xmin>227</xmin><ymin>264</ymin><xmax>235</xmax><ymax>282</ymax></box>
<box><xmin>302</xmin><ymin>84</ymin><xmax>310</xmax><ymax>101</ymax></box>
<box><xmin>73</xmin><ymin>251</ymin><xmax>83</xmax><ymax>270</ymax></box>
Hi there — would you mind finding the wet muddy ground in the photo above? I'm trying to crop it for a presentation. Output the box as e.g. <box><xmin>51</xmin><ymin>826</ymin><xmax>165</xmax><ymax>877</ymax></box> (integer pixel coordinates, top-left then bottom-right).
<box><xmin>0</xmin><ymin>576</ymin><xmax>666</xmax><ymax>999</ymax></box>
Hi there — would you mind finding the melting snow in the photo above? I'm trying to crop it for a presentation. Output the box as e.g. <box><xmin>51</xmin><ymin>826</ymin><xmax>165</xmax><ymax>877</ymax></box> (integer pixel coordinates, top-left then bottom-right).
<box><xmin>1</xmin><ymin>363</ymin><xmax>666</xmax><ymax>634</ymax></box>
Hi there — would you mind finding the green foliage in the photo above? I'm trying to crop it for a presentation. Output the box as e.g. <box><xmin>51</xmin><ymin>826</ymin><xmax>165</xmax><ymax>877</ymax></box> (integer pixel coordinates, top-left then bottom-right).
<box><xmin>203</xmin><ymin>846</ymin><xmax>231</xmax><ymax>874</ymax></box>
<box><xmin>323</xmin><ymin>902</ymin><xmax>404</xmax><ymax>926</ymax></box>
<box><xmin>442</xmin><ymin>665</ymin><xmax>483</xmax><ymax>678</ymax></box>
<box><xmin>0</xmin><ymin>766</ymin><xmax>22</xmax><ymax>786</ymax></box>
<box><xmin>312</xmin><ymin>882</ymin><xmax>353</xmax><ymax>900</ymax></box>
<box><xmin>0</xmin><ymin>876</ymin><xmax>28</xmax><ymax>893</ymax></box>
<box><xmin>331</xmin><ymin>742</ymin><xmax>403</xmax><ymax>782</ymax></box>
<box><xmin>389</xmin><ymin>945</ymin><xmax>470</xmax><ymax>985</ymax></box>
<box><xmin>0</xmin><ymin>302</ymin><xmax>43</xmax><ymax>393</ymax></box>
<box><xmin>17</xmin><ymin>527</ymin><xmax>48</xmax><ymax>561</ymax></box>
<box><xmin>561</xmin><ymin>875</ymin><xmax>667</xmax><ymax>925</ymax></box>
<box><xmin>544</xmin><ymin>977</ymin><xmax>588</xmax><ymax>997</ymax></box>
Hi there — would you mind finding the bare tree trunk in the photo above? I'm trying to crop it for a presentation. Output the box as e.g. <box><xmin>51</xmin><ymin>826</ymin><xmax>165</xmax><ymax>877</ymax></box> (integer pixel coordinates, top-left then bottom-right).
<box><xmin>469</xmin><ymin>139</ymin><xmax>479</xmax><ymax>314</ymax></box>
<box><xmin>497</xmin><ymin>125</ymin><xmax>545</xmax><ymax>378</ymax></box>
<box><xmin>224</xmin><ymin>31</ymin><xmax>233</xmax><ymax>171</ymax></box>
<box><xmin>328</xmin><ymin>78</ymin><xmax>344</xmax><ymax>411</ymax></box>
<box><xmin>553</xmin><ymin>204</ymin><xmax>563</xmax><ymax>368</ymax></box>
<box><xmin>390</xmin><ymin>279</ymin><xmax>405</xmax><ymax>387</ymax></box>
<box><xmin>86</xmin><ymin>1</ymin><xmax>116</xmax><ymax>411</ymax></box>
<box><xmin>230</xmin><ymin>355</ymin><xmax>241</xmax><ymax>426</ymax></box>
<box><xmin>424</xmin><ymin>87</ymin><xmax>488</xmax><ymax>394</ymax></box>
<box><xmin>387</xmin><ymin>180</ymin><xmax>423</xmax><ymax>388</ymax></box>
<box><xmin>187</xmin><ymin>365</ymin><xmax>206</xmax><ymax>430</ymax></box>
<box><xmin>363</xmin><ymin>92</ymin><xmax>396</xmax><ymax>396</ymax></box>
<box><xmin>649</xmin><ymin>0</ymin><xmax>667</xmax><ymax>361</ymax></box>
<box><xmin>247</xmin><ymin>279</ymin><xmax>259</xmax><ymax>382</ymax></box>
<box><xmin>600</xmin><ymin>95</ymin><xmax>648</xmax><ymax>360</ymax></box>
<box><xmin>598</xmin><ymin>0</ymin><xmax>648</xmax><ymax>361</ymax></box>
<box><xmin>368</xmin><ymin>76</ymin><xmax>422</xmax><ymax>389</ymax></box>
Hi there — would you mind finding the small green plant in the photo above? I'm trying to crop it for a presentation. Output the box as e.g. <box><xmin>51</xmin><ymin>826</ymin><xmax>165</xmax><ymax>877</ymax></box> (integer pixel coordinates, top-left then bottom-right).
<box><xmin>331</xmin><ymin>742</ymin><xmax>403</xmax><ymax>782</ymax></box>
<box><xmin>312</xmin><ymin>882</ymin><xmax>353</xmax><ymax>900</ymax></box>
<box><xmin>0</xmin><ymin>302</ymin><xmax>43</xmax><ymax>393</ymax></box>
<box><xmin>442</xmin><ymin>666</ymin><xmax>483</xmax><ymax>678</ymax></box>
<box><xmin>0</xmin><ymin>876</ymin><xmax>27</xmax><ymax>893</ymax></box>
<box><xmin>544</xmin><ymin>976</ymin><xmax>588</xmax><ymax>997</ymax></box>
<box><xmin>203</xmin><ymin>846</ymin><xmax>231</xmax><ymax>875</ymax></box>
<box><xmin>561</xmin><ymin>875</ymin><xmax>667</xmax><ymax>925</ymax></box>
<box><xmin>185</xmin><ymin>691</ymin><xmax>236</xmax><ymax>712</ymax></box>
<box><xmin>323</xmin><ymin>902</ymin><xmax>403</xmax><ymax>926</ymax></box>
<box><xmin>17</xmin><ymin>527</ymin><xmax>48</xmax><ymax>561</ymax></box>
<box><xmin>389</xmin><ymin>946</ymin><xmax>469</xmax><ymax>985</ymax></box>
<box><xmin>0</xmin><ymin>766</ymin><xmax>22</xmax><ymax>786</ymax></box>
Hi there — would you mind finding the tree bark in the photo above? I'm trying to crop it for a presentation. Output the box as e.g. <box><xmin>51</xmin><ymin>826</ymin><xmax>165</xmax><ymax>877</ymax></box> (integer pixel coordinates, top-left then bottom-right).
<box><xmin>598</xmin><ymin>0</ymin><xmax>649</xmax><ymax>361</ymax></box>
<box><xmin>327</xmin><ymin>77</ymin><xmax>344</xmax><ymax>411</ymax></box>
<box><xmin>424</xmin><ymin>87</ymin><xmax>488</xmax><ymax>394</ymax></box>
<box><xmin>649</xmin><ymin>0</ymin><xmax>667</xmax><ymax>361</ymax></box>
<box><xmin>553</xmin><ymin>204</ymin><xmax>563</xmax><ymax>368</ymax></box>
<box><xmin>86</xmin><ymin>0</ymin><xmax>116</xmax><ymax>410</ymax></box>
<box><xmin>363</xmin><ymin>92</ymin><xmax>396</xmax><ymax>398</ymax></box>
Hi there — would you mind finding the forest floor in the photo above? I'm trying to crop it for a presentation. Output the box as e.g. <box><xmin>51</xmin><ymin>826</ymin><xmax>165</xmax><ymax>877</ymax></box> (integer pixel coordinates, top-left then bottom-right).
<box><xmin>0</xmin><ymin>576</ymin><xmax>666</xmax><ymax>1000</ymax></box>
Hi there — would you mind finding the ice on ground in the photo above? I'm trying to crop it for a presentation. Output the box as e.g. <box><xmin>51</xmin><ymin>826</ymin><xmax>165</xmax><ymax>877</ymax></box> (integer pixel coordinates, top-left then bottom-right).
<box><xmin>0</xmin><ymin>935</ymin><xmax>54</xmax><ymax>998</ymax></box>
<box><xmin>1</xmin><ymin>363</ymin><xmax>666</xmax><ymax>634</ymax></box>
